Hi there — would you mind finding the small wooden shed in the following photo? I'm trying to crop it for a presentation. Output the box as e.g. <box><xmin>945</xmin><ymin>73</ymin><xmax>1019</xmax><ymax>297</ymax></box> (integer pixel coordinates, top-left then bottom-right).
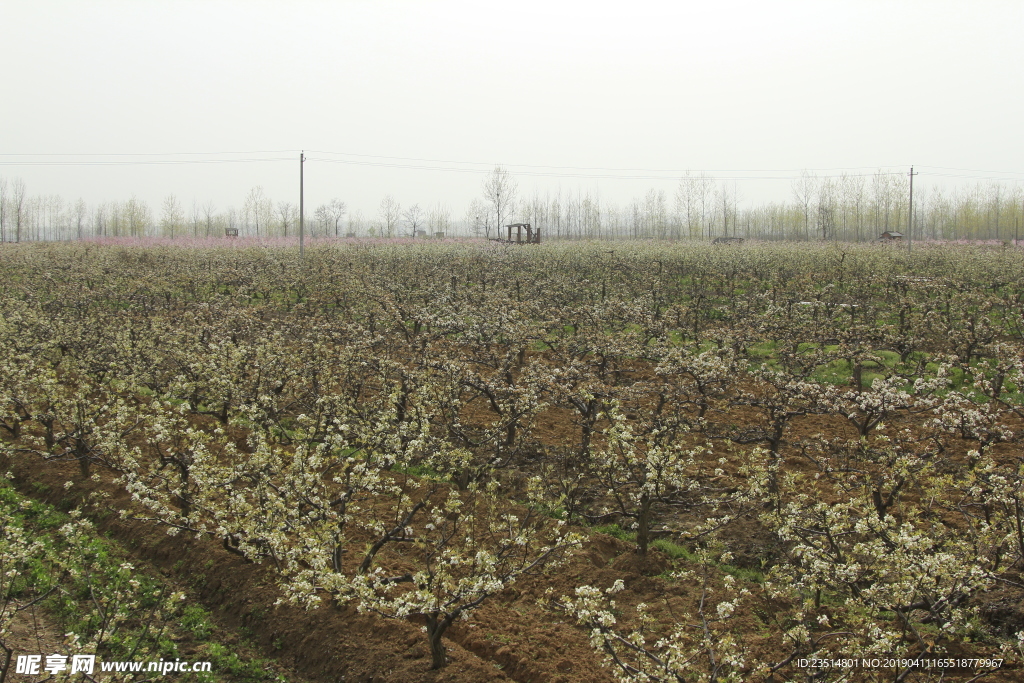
<box><xmin>225</xmin><ymin>227</ymin><xmax>239</xmax><ymax>238</ymax></box>
<box><xmin>878</xmin><ymin>231</ymin><xmax>905</xmax><ymax>241</ymax></box>
<box><xmin>503</xmin><ymin>223</ymin><xmax>540</xmax><ymax>244</ymax></box>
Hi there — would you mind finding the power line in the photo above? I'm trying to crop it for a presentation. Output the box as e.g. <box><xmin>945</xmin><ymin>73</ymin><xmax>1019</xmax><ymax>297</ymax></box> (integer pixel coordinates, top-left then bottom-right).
<box><xmin>0</xmin><ymin>157</ymin><xmax>293</xmax><ymax>167</ymax></box>
<box><xmin>0</xmin><ymin>150</ymin><xmax>297</xmax><ymax>157</ymax></box>
<box><xmin>916</xmin><ymin>171</ymin><xmax>1024</xmax><ymax>182</ymax></box>
<box><xmin>2</xmin><ymin>150</ymin><xmax>1021</xmax><ymax>183</ymax></box>
<box><xmin>307</xmin><ymin>149</ymin><xmax>903</xmax><ymax>174</ymax></box>
<box><xmin>919</xmin><ymin>165</ymin><xmax>1024</xmax><ymax>176</ymax></box>
<box><xmin>0</xmin><ymin>149</ymin><xmax>916</xmax><ymax>176</ymax></box>
<box><xmin>306</xmin><ymin>156</ymin><xmax>911</xmax><ymax>181</ymax></box>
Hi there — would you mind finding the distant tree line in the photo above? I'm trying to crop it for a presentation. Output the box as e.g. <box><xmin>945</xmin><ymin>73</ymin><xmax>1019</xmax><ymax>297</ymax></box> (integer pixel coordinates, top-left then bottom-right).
<box><xmin>1</xmin><ymin>168</ymin><xmax>1022</xmax><ymax>242</ymax></box>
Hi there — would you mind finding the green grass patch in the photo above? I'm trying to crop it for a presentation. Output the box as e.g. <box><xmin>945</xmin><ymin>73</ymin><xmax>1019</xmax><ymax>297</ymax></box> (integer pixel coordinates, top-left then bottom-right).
<box><xmin>0</xmin><ymin>476</ymin><xmax>289</xmax><ymax>682</ymax></box>
<box><xmin>652</xmin><ymin>539</ymin><xmax>766</xmax><ymax>583</ymax></box>
<box><xmin>591</xmin><ymin>523</ymin><xmax>635</xmax><ymax>542</ymax></box>
<box><xmin>392</xmin><ymin>463</ymin><xmax>449</xmax><ymax>481</ymax></box>
<box><xmin>745</xmin><ymin>341</ymin><xmax>779</xmax><ymax>360</ymax></box>
<box><xmin>651</xmin><ymin>538</ymin><xmax>698</xmax><ymax>561</ymax></box>
<box><xmin>590</xmin><ymin>524</ymin><xmax>765</xmax><ymax>584</ymax></box>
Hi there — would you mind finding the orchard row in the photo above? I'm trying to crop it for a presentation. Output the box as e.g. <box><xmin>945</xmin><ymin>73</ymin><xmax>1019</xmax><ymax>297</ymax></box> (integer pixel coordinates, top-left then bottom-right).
<box><xmin>2</xmin><ymin>240</ymin><xmax>1023</xmax><ymax>680</ymax></box>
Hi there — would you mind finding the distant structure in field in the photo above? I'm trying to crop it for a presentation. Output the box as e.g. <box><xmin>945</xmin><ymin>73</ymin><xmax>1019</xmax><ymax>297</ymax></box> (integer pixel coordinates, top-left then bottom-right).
<box><xmin>494</xmin><ymin>223</ymin><xmax>540</xmax><ymax>244</ymax></box>
<box><xmin>878</xmin><ymin>231</ymin><xmax>905</xmax><ymax>241</ymax></box>
<box><xmin>225</xmin><ymin>227</ymin><xmax>239</xmax><ymax>238</ymax></box>
<box><xmin>712</xmin><ymin>236</ymin><xmax>744</xmax><ymax>245</ymax></box>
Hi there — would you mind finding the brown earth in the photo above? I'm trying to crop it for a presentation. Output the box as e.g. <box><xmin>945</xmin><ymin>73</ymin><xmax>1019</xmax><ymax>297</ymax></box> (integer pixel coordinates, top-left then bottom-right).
<box><xmin>3</xmin><ymin>385</ymin><xmax>1023</xmax><ymax>682</ymax></box>
<box><xmin>0</xmin><ymin>451</ymin><xmax>627</xmax><ymax>683</ymax></box>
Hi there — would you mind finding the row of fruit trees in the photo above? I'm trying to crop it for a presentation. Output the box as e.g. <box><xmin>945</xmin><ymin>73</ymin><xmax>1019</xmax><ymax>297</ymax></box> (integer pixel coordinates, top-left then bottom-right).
<box><xmin>3</xmin><ymin>240</ymin><xmax>1024</xmax><ymax>679</ymax></box>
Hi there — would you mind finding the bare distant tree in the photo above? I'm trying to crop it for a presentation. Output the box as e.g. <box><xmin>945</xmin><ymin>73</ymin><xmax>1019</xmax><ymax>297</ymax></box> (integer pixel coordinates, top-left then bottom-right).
<box><xmin>11</xmin><ymin>178</ymin><xmax>26</xmax><ymax>242</ymax></box>
<box><xmin>161</xmin><ymin>194</ymin><xmax>184</xmax><ymax>239</ymax></box>
<box><xmin>379</xmin><ymin>195</ymin><xmax>401</xmax><ymax>238</ymax></box>
<box><xmin>314</xmin><ymin>204</ymin><xmax>330</xmax><ymax>237</ymax></box>
<box><xmin>0</xmin><ymin>176</ymin><xmax>7</xmax><ymax>242</ymax></box>
<box><xmin>817</xmin><ymin>178</ymin><xmax>837</xmax><ymax>240</ymax></box>
<box><xmin>990</xmin><ymin>183</ymin><xmax>1003</xmax><ymax>240</ymax></box>
<box><xmin>836</xmin><ymin>173</ymin><xmax>852</xmax><ymax>241</ymax></box>
<box><xmin>110</xmin><ymin>201</ymin><xmax>126</xmax><ymax>237</ymax></box>
<box><xmin>190</xmin><ymin>200</ymin><xmax>202</xmax><ymax>238</ymax></box>
<box><xmin>792</xmin><ymin>170</ymin><xmax>818</xmax><ymax>240</ymax></box>
<box><xmin>717</xmin><ymin>181</ymin><xmax>740</xmax><ymax>238</ymax></box>
<box><xmin>347</xmin><ymin>209</ymin><xmax>364</xmax><ymax>237</ymax></box>
<box><xmin>483</xmin><ymin>166</ymin><xmax>517</xmax><ymax>240</ymax></box>
<box><xmin>871</xmin><ymin>170</ymin><xmax>906</xmax><ymax>233</ymax></box>
<box><xmin>45</xmin><ymin>194</ymin><xmax>66</xmax><ymax>241</ymax></box>
<box><xmin>277</xmin><ymin>201</ymin><xmax>296</xmax><ymax>238</ymax></box>
<box><xmin>428</xmin><ymin>203</ymin><xmax>452</xmax><ymax>236</ymax></box>
<box><xmin>74</xmin><ymin>198</ymin><xmax>88</xmax><ymax>240</ymax></box>
<box><xmin>843</xmin><ymin>173</ymin><xmax>866</xmax><ymax>241</ymax></box>
<box><xmin>697</xmin><ymin>174</ymin><xmax>715</xmax><ymax>239</ymax></box>
<box><xmin>244</xmin><ymin>186</ymin><xmax>272</xmax><ymax>237</ymax></box>
<box><xmin>675</xmin><ymin>172</ymin><xmax>715</xmax><ymax>240</ymax></box>
<box><xmin>889</xmin><ymin>170</ymin><xmax>909</xmax><ymax>233</ymax></box>
<box><xmin>644</xmin><ymin>188</ymin><xmax>668</xmax><ymax>239</ymax></box>
<box><xmin>675</xmin><ymin>173</ymin><xmax>698</xmax><ymax>239</ymax></box>
<box><xmin>465</xmin><ymin>198</ymin><xmax>488</xmax><ymax>239</ymax></box>
<box><xmin>627</xmin><ymin>197</ymin><xmax>642</xmax><ymax>239</ymax></box>
<box><xmin>403</xmin><ymin>203</ymin><xmax>423</xmax><ymax>237</ymax></box>
<box><xmin>126</xmin><ymin>195</ymin><xmax>151</xmax><ymax>238</ymax></box>
<box><xmin>94</xmin><ymin>203</ymin><xmax>107</xmax><ymax>238</ymax></box>
<box><xmin>326</xmin><ymin>198</ymin><xmax>347</xmax><ymax>237</ymax></box>
<box><xmin>203</xmin><ymin>201</ymin><xmax>217</xmax><ymax>238</ymax></box>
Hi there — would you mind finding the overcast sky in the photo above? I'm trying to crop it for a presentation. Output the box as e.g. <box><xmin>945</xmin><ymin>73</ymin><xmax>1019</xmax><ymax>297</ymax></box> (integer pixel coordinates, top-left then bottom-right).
<box><xmin>2</xmin><ymin>0</ymin><xmax>1022</xmax><ymax>218</ymax></box>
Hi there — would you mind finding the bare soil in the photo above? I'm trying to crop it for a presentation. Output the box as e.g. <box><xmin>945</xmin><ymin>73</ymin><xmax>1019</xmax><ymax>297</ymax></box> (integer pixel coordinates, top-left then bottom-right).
<box><xmin>3</xmin><ymin>391</ymin><xmax>1022</xmax><ymax>682</ymax></box>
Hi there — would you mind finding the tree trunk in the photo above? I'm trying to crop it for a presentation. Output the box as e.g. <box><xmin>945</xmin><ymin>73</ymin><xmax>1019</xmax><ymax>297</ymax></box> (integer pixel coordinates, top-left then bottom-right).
<box><xmin>426</xmin><ymin>614</ymin><xmax>448</xmax><ymax>669</ymax></box>
<box><xmin>636</xmin><ymin>493</ymin><xmax>652</xmax><ymax>557</ymax></box>
<box><xmin>1</xmin><ymin>642</ymin><xmax>13</xmax><ymax>683</ymax></box>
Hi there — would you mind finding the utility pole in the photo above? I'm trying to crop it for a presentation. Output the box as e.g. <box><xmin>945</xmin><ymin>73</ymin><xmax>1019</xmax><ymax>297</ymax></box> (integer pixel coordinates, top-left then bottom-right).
<box><xmin>299</xmin><ymin>151</ymin><xmax>305</xmax><ymax>259</ymax></box>
<box><xmin>907</xmin><ymin>166</ymin><xmax>917</xmax><ymax>253</ymax></box>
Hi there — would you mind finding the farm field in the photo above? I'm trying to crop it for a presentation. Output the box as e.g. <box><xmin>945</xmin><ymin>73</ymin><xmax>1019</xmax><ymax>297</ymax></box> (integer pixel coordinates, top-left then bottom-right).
<box><xmin>2</xmin><ymin>239</ymin><xmax>1024</xmax><ymax>682</ymax></box>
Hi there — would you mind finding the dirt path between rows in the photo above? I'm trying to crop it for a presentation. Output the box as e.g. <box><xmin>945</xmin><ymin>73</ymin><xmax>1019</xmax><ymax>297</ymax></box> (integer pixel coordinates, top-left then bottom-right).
<box><xmin>0</xmin><ymin>451</ymin><xmax>626</xmax><ymax>683</ymax></box>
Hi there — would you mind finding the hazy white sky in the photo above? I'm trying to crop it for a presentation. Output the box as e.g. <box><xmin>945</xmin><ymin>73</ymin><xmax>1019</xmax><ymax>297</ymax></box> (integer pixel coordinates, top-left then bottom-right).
<box><xmin>2</xmin><ymin>0</ymin><xmax>1022</xmax><ymax>218</ymax></box>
